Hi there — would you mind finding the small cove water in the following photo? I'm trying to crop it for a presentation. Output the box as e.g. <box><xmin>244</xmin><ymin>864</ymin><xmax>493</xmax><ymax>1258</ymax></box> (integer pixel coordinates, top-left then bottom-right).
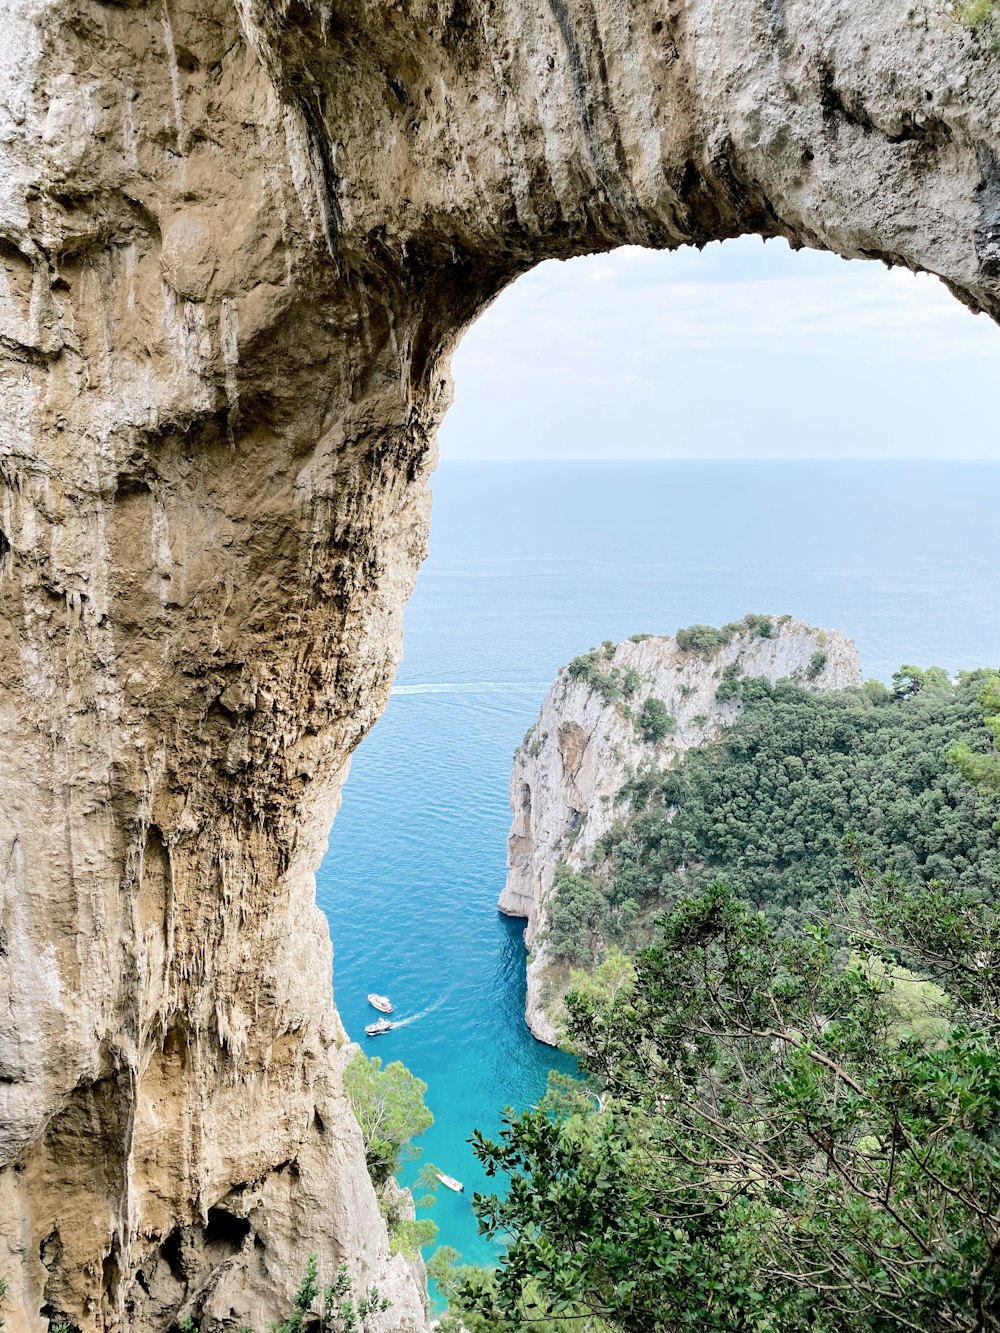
<box><xmin>316</xmin><ymin>460</ymin><xmax>1000</xmax><ymax>1275</ymax></box>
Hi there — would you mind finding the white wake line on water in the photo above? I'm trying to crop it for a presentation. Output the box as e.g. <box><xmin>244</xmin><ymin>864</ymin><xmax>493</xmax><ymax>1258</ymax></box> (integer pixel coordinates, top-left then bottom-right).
<box><xmin>391</xmin><ymin>989</ymin><xmax>453</xmax><ymax>1029</ymax></box>
<box><xmin>391</xmin><ymin>681</ymin><xmax>550</xmax><ymax>696</ymax></box>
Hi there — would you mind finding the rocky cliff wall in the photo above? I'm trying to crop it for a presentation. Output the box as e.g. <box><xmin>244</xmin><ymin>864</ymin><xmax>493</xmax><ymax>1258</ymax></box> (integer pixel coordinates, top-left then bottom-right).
<box><xmin>0</xmin><ymin>0</ymin><xmax>998</xmax><ymax>1327</ymax></box>
<box><xmin>499</xmin><ymin>619</ymin><xmax>862</xmax><ymax>1042</ymax></box>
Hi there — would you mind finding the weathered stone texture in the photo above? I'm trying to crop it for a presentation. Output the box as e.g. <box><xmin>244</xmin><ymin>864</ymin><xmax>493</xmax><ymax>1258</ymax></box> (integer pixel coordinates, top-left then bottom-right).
<box><xmin>0</xmin><ymin>0</ymin><xmax>997</xmax><ymax>1327</ymax></box>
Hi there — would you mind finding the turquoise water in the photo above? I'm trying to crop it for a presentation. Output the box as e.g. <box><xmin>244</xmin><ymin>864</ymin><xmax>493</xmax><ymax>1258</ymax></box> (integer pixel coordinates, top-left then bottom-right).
<box><xmin>316</xmin><ymin>460</ymin><xmax>1000</xmax><ymax>1270</ymax></box>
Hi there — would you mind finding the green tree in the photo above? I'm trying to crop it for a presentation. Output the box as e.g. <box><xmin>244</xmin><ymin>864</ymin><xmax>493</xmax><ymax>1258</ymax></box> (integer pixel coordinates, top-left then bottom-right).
<box><xmin>807</xmin><ymin>649</ymin><xmax>827</xmax><ymax>679</ymax></box>
<box><xmin>892</xmin><ymin>664</ymin><xmax>950</xmax><ymax>699</ymax></box>
<box><xmin>553</xmin><ymin>949</ymin><xmax>636</xmax><ymax>1051</ymax></box>
<box><xmin>430</xmin><ymin>1248</ymin><xmax>607</xmax><ymax>1333</ymax></box>
<box><xmin>636</xmin><ymin>697</ymin><xmax>676</xmax><ymax>744</ymax></box>
<box><xmin>343</xmin><ymin>1051</ymin><xmax>433</xmax><ymax>1187</ymax></box>
<box><xmin>544</xmin><ymin>862</ymin><xmax>609</xmax><ymax>964</ymax></box>
<box><xmin>465</xmin><ymin>880</ymin><xmax>1000</xmax><ymax>1333</ymax></box>
<box><xmin>676</xmin><ymin>623</ymin><xmax>732</xmax><ymax>654</ymax></box>
<box><xmin>271</xmin><ymin>1257</ymin><xmax>390</xmax><ymax>1333</ymax></box>
<box><xmin>174</xmin><ymin>1261</ymin><xmax>389</xmax><ymax>1333</ymax></box>
<box><xmin>554</xmin><ymin>668</ymin><xmax>1000</xmax><ymax>959</ymax></box>
<box><xmin>950</xmin><ymin>670</ymin><xmax>1000</xmax><ymax>795</ymax></box>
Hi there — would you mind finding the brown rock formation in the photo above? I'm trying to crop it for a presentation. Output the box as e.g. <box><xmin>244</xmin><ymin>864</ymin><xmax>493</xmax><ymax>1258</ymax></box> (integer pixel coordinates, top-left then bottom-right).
<box><xmin>0</xmin><ymin>0</ymin><xmax>997</xmax><ymax>1328</ymax></box>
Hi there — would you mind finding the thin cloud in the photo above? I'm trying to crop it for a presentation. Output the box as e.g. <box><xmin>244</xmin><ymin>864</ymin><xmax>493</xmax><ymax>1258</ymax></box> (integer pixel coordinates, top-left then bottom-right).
<box><xmin>463</xmin><ymin>244</ymin><xmax>998</xmax><ymax>370</ymax></box>
<box><xmin>440</xmin><ymin>237</ymin><xmax>1000</xmax><ymax>460</ymax></box>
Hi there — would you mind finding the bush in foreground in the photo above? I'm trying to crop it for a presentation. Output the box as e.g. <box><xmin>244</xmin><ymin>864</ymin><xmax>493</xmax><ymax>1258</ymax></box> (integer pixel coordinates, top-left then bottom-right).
<box><xmin>461</xmin><ymin>874</ymin><xmax>1000</xmax><ymax>1333</ymax></box>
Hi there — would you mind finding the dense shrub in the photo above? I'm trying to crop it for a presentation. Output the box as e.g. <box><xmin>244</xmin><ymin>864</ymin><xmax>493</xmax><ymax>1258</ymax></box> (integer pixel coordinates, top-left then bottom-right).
<box><xmin>343</xmin><ymin>1051</ymin><xmax>433</xmax><ymax>1187</ymax></box>
<box><xmin>675</xmin><ymin>623</ymin><xmax>732</xmax><ymax>654</ymax></box>
<box><xmin>567</xmin><ymin>647</ymin><xmax>649</xmax><ymax>707</ymax></box>
<box><xmin>466</xmin><ymin>879</ymin><xmax>1000</xmax><ymax>1333</ymax></box>
<box><xmin>545</xmin><ymin>668</ymin><xmax>1000</xmax><ymax>959</ymax></box>
<box><xmin>955</xmin><ymin>0</ymin><xmax>999</xmax><ymax>24</ymax></box>
<box><xmin>742</xmin><ymin>613</ymin><xmax>775</xmax><ymax>638</ymax></box>
<box><xmin>807</xmin><ymin>649</ymin><xmax>828</xmax><ymax>679</ymax></box>
<box><xmin>676</xmin><ymin>613</ymin><xmax>779</xmax><ymax>654</ymax></box>
<box><xmin>715</xmin><ymin>662</ymin><xmax>743</xmax><ymax>702</ymax></box>
<box><xmin>567</xmin><ymin>648</ymin><xmax>621</xmax><ymax>703</ymax></box>
<box><xmin>544</xmin><ymin>863</ymin><xmax>611</xmax><ymax>965</ymax></box>
<box><xmin>635</xmin><ymin>697</ymin><xmax>676</xmax><ymax>744</ymax></box>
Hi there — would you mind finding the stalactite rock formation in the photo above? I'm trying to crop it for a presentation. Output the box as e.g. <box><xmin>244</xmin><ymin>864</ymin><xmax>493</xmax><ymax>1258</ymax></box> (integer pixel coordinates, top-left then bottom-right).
<box><xmin>0</xmin><ymin>0</ymin><xmax>997</xmax><ymax>1327</ymax></box>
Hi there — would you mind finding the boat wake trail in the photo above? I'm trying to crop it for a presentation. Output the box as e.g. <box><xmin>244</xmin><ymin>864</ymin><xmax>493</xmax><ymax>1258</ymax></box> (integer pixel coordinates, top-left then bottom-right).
<box><xmin>391</xmin><ymin>989</ymin><xmax>452</xmax><ymax>1029</ymax></box>
<box><xmin>391</xmin><ymin>681</ymin><xmax>548</xmax><ymax>696</ymax></box>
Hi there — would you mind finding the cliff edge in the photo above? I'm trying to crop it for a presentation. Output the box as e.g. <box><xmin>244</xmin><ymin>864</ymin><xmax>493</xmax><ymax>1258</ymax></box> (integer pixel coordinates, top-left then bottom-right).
<box><xmin>500</xmin><ymin>618</ymin><xmax>863</xmax><ymax>1043</ymax></box>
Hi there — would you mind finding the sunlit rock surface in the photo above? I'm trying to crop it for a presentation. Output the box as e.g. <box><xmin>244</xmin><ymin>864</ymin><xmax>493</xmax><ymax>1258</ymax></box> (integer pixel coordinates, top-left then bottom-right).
<box><xmin>500</xmin><ymin>620</ymin><xmax>862</xmax><ymax>1043</ymax></box>
<box><xmin>0</xmin><ymin>0</ymin><xmax>997</xmax><ymax>1326</ymax></box>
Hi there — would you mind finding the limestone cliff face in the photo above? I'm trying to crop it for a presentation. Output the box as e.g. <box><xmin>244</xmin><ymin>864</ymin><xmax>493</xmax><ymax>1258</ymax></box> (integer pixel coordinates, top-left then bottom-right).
<box><xmin>499</xmin><ymin>621</ymin><xmax>862</xmax><ymax>1043</ymax></box>
<box><xmin>0</xmin><ymin>0</ymin><xmax>997</xmax><ymax>1327</ymax></box>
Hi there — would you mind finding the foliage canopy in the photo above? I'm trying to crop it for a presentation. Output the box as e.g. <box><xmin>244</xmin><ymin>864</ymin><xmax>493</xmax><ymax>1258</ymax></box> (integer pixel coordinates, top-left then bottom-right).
<box><xmin>463</xmin><ymin>877</ymin><xmax>1000</xmax><ymax>1333</ymax></box>
<box><xmin>544</xmin><ymin>668</ymin><xmax>1000</xmax><ymax>962</ymax></box>
<box><xmin>343</xmin><ymin>1050</ymin><xmax>433</xmax><ymax>1188</ymax></box>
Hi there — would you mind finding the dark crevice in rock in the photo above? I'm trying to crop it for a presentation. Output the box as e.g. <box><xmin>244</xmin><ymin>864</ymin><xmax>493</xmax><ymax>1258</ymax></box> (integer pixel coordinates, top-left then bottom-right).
<box><xmin>160</xmin><ymin>1229</ymin><xmax>185</xmax><ymax>1283</ymax></box>
<box><xmin>40</xmin><ymin>1230</ymin><xmax>63</xmax><ymax>1271</ymax></box>
<box><xmin>885</xmin><ymin>113</ymin><xmax>953</xmax><ymax>146</ymax></box>
<box><xmin>40</xmin><ymin>1305</ymin><xmax>79</xmax><ymax>1333</ymax></box>
<box><xmin>103</xmin><ymin>1236</ymin><xmax>123</xmax><ymax>1304</ymax></box>
<box><xmin>819</xmin><ymin>64</ymin><xmax>878</xmax><ymax>137</ymax></box>
<box><xmin>293</xmin><ymin>85</ymin><xmax>345</xmax><ymax>270</ymax></box>
<box><xmin>819</xmin><ymin>67</ymin><xmax>953</xmax><ymax>152</ymax></box>
<box><xmin>204</xmin><ymin>1208</ymin><xmax>252</xmax><ymax>1254</ymax></box>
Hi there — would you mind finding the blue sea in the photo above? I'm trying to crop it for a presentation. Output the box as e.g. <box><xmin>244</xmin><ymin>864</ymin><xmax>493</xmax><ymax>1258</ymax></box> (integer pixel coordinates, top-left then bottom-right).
<box><xmin>316</xmin><ymin>460</ymin><xmax>1000</xmax><ymax>1276</ymax></box>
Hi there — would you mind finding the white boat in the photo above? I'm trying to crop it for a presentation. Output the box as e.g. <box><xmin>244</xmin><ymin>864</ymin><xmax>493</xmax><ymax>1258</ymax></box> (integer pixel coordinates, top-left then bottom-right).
<box><xmin>365</xmin><ymin>1018</ymin><xmax>393</xmax><ymax>1037</ymax></box>
<box><xmin>367</xmin><ymin>993</ymin><xmax>394</xmax><ymax>1014</ymax></box>
<box><xmin>436</xmin><ymin>1172</ymin><xmax>464</xmax><ymax>1193</ymax></box>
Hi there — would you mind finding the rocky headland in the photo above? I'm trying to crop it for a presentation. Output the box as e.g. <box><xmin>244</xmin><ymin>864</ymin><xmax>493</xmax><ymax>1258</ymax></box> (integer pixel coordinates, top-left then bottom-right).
<box><xmin>499</xmin><ymin>617</ymin><xmax>863</xmax><ymax>1043</ymax></box>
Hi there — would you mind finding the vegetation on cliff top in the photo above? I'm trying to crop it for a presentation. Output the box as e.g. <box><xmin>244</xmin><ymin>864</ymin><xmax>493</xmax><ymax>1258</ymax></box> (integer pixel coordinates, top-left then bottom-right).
<box><xmin>566</xmin><ymin>643</ymin><xmax>639</xmax><ymax>705</ymax></box>
<box><xmin>564</xmin><ymin>615</ymin><xmax>793</xmax><ymax>709</ymax></box>
<box><xmin>543</xmin><ymin>667</ymin><xmax>1000</xmax><ymax>964</ymax></box>
<box><xmin>674</xmin><ymin>613</ymin><xmax>779</xmax><ymax>654</ymax></box>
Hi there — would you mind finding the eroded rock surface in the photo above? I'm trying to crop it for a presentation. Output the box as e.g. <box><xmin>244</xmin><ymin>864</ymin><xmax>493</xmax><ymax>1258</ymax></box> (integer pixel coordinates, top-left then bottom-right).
<box><xmin>0</xmin><ymin>0</ymin><xmax>997</xmax><ymax>1327</ymax></box>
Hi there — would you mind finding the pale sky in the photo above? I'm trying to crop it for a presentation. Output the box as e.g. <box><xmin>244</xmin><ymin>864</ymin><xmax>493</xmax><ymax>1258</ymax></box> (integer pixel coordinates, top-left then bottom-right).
<box><xmin>438</xmin><ymin>237</ymin><xmax>1000</xmax><ymax>460</ymax></box>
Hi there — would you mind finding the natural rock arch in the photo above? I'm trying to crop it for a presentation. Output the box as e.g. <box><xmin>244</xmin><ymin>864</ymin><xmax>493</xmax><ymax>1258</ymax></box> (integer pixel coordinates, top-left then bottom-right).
<box><xmin>0</xmin><ymin>1</ymin><xmax>997</xmax><ymax>1328</ymax></box>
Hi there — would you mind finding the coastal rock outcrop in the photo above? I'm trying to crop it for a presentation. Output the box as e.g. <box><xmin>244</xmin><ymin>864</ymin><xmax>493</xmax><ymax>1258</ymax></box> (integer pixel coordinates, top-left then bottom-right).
<box><xmin>0</xmin><ymin>0</ymin><xmax>998</xmax><ymax>1327</ymax></box>
<box><xmin>500</xmin><ymin>620</ymin><xmax>862</xmax><ymax>1043</ymax></box>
